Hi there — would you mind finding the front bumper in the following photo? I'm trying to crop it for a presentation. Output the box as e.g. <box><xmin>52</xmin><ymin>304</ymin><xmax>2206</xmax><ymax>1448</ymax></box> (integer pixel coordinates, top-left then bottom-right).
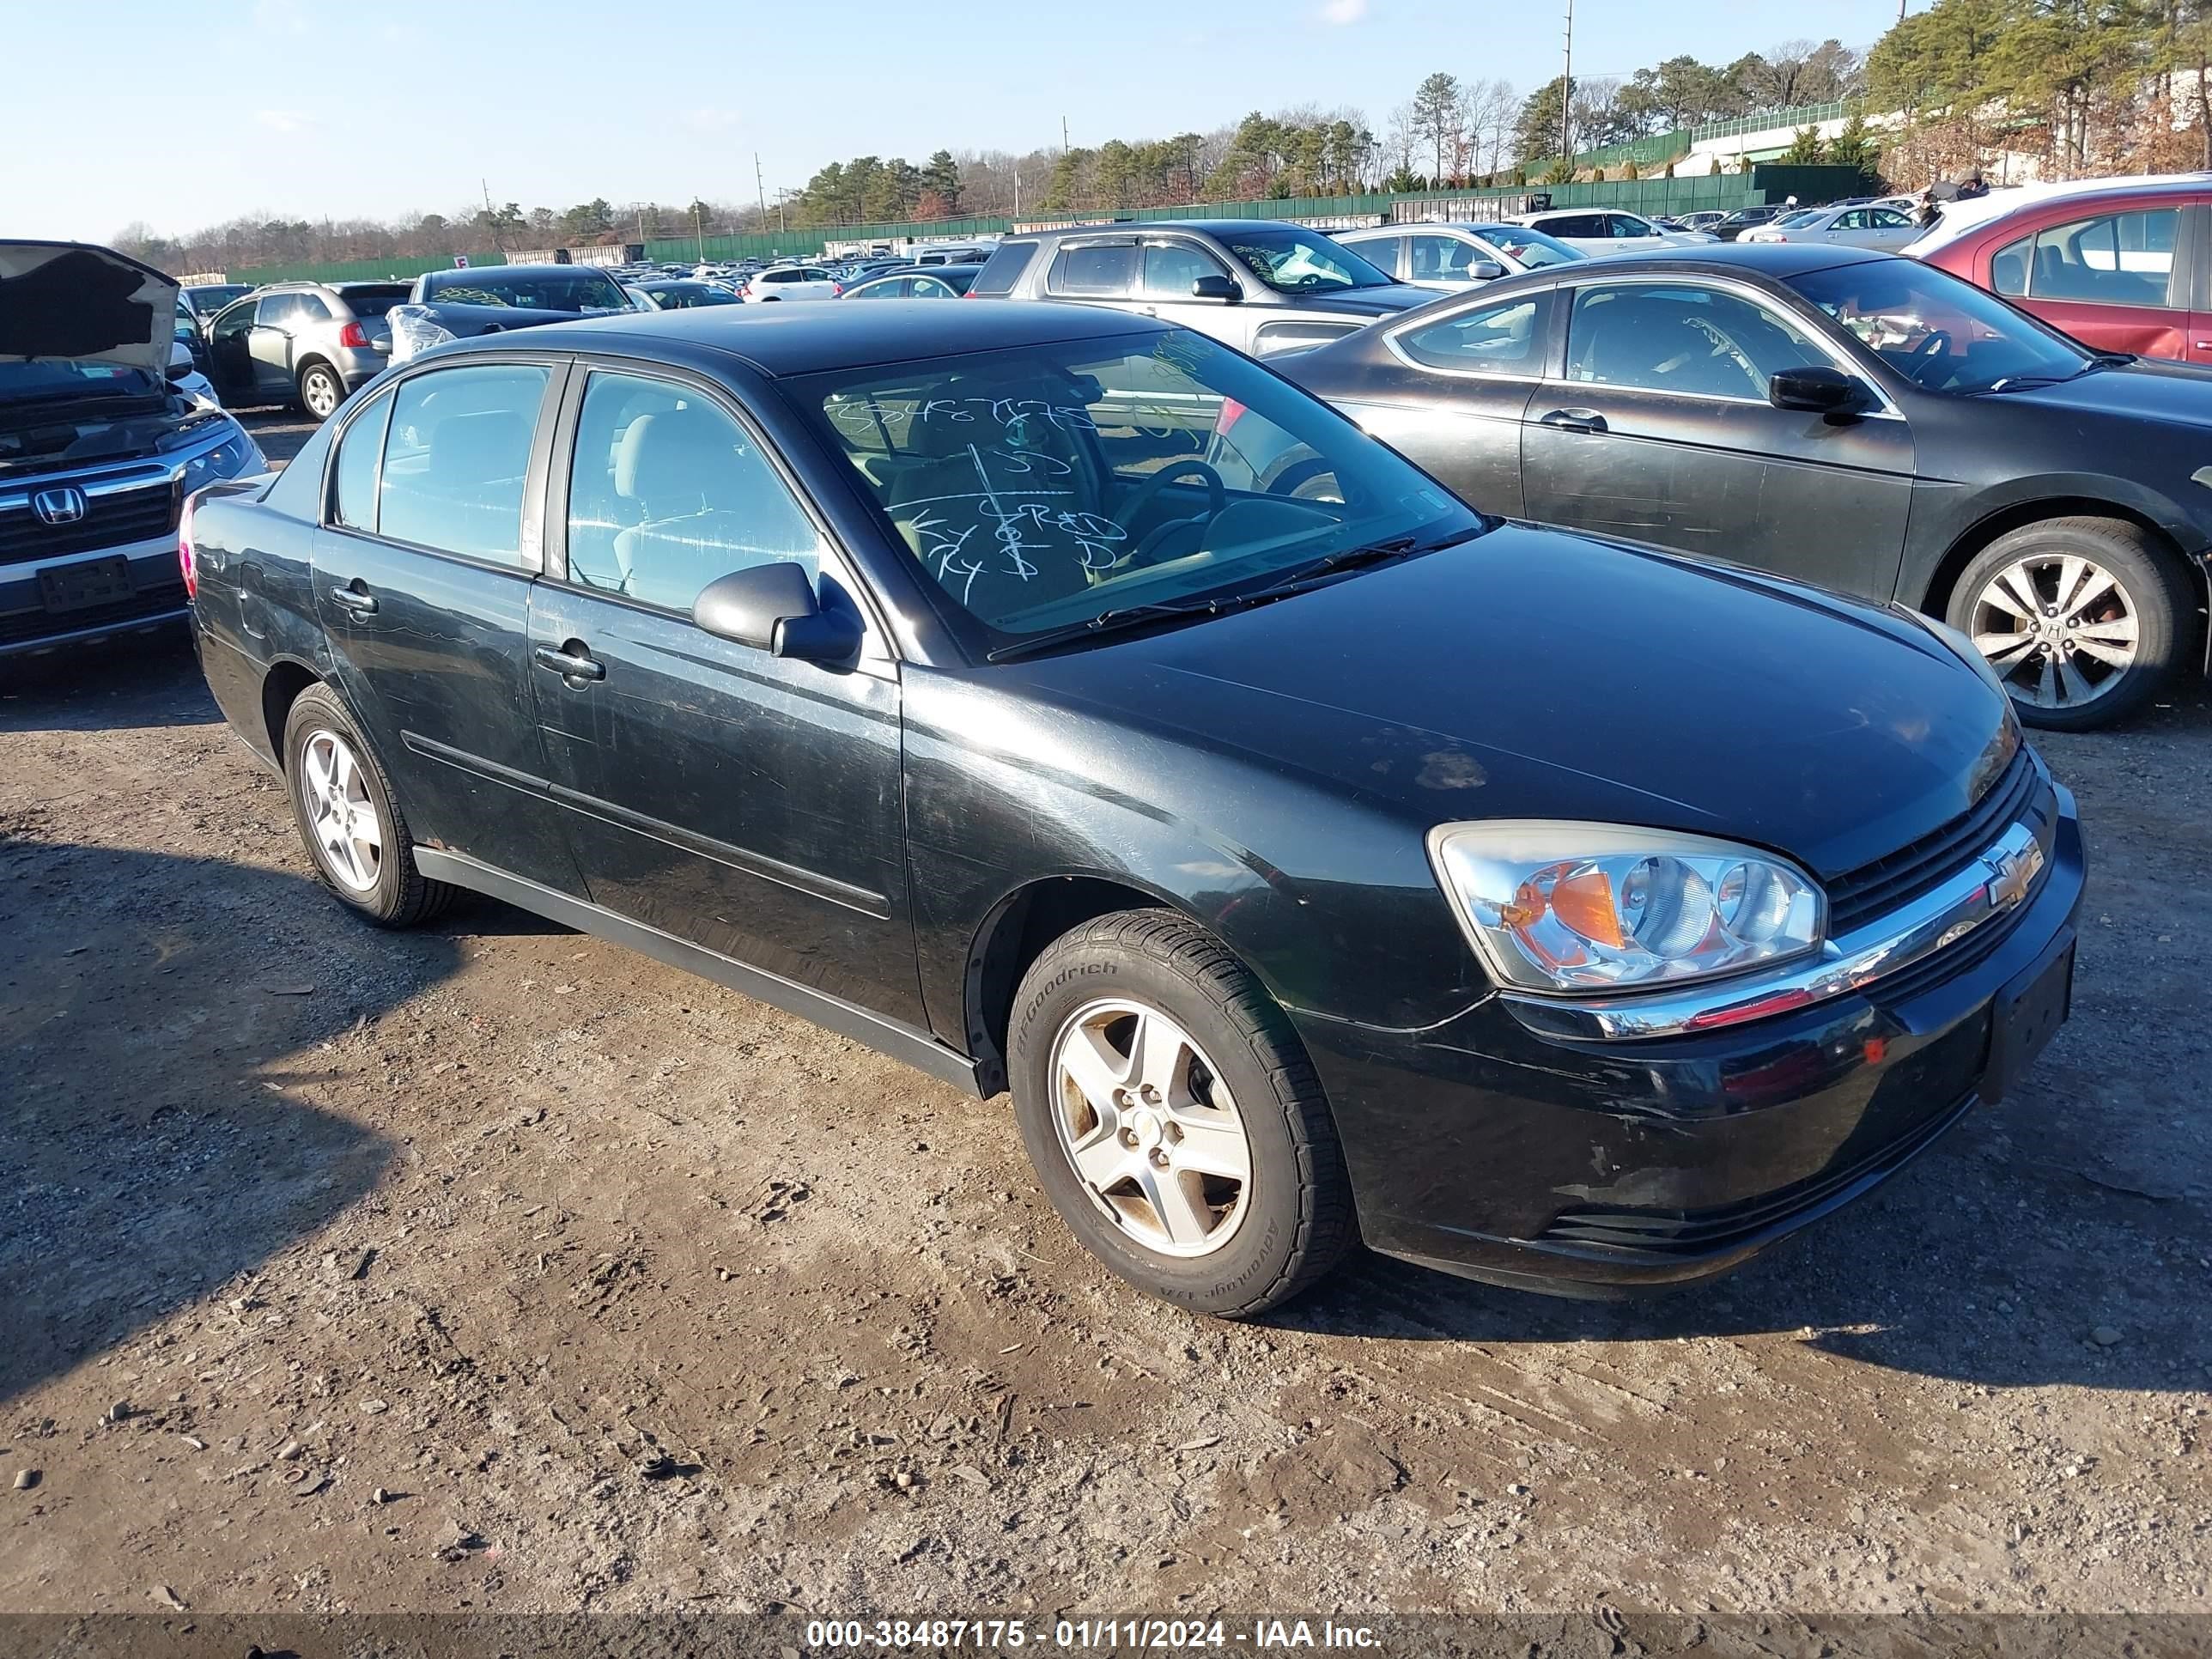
<box><xmin>0</xmin><ymin>534</ymin><xmax>189</xmax><ymax>659</ymax></box>
<box><xmin>1296</xmin><ymin>787</ymin><xmax>2086</xmax><ymax>1297</ymax></box>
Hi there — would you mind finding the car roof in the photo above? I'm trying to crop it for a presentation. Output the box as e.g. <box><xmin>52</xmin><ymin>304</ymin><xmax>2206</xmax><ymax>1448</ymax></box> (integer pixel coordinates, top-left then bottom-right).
<box><xmin>1475</xmin><ymin>241</ymin><xmax>1891</xmax><ymax>283</ymax></box>
<box><xmin>1020</xmin><ymin>218</ymin><xmax>1311</xmax><ymax>241</ymax></box>
<box><xmin>483</xmin><ymin>295</ymin><xmax>1168</xmax><ymax>376</ymax></box>
<box><xmin>1909</xmin><ymin>172</ymin><xmax>2212</xmax><ymax>252</ymax></box>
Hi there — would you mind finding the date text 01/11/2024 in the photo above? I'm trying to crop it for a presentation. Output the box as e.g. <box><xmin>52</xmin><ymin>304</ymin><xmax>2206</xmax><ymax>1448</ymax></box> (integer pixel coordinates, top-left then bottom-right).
<box><xmin>804</xmin><ymin>1619</ymin><xmax>1382</xmax><ymax>1649</ymax></box>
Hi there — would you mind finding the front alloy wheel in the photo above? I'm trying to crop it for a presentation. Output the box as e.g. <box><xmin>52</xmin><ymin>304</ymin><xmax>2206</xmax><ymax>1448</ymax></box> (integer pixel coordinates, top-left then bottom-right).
<box><xmin>1967</xmin><ymin>553</ymin><xmax>2137</xmax><ymax>715</ymax></box>
<box><xmin>1049</xmin><ymin>999</ymin><xmax>1253</xmax><ymax>1257</ymax></box>
<box><xmin>1008</xmin><ymin>909</ymin><xmax>1353</xmax><ymax>1317</ymax></box>
<box><xmin>1946</xmin><ymin>517</ymin><xmax>2189</xmax><ymax>732</ymax></box>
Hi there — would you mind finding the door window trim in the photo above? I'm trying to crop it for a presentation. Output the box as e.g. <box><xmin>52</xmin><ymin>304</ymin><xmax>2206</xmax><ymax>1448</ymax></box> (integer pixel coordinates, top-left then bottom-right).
<box><xmin>540</xmin><ymin>355</ymin><xmax>896</xmax><ymax>670</ymax></box>
<box><xmin>315</xmin><ymin>353</ymin><xmax>569</xmax><ymax>576</ymax></box>
<box><xmin>1547</xmin><ymin>273</ymin><xmax>1905</xmax><ymax>418</ymax></box>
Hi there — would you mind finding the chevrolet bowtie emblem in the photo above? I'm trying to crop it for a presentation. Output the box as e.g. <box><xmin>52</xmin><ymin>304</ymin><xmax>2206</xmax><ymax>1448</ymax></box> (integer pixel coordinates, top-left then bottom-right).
<box><xmin>1984</xmin><ymin>836</ymin><xmax>2045</xmax><ymax>915</ymax></box>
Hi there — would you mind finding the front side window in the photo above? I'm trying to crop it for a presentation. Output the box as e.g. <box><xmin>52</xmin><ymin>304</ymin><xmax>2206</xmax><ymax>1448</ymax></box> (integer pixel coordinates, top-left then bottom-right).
<box><xmin>1220</xmin><ymin>228</ymin><xmax>1392</xmax><ymax>294</ymax></box>
<box><xmin>1482</xmin><ymin>224</ymin><xmax>1583</xmax><ymax>270</ymax></box>
<box><xmin>2006</xmin><ymin>209</ymin><xmax>2179</xmax><ymax>309</ymax></box>
<box><xmin>796</xmin><ymin>330</ymin><xmax>1481</xmax><ymax>651</ymax></box>
<box><xmin>1565</xmin><ymin>282</ymin><xmax>1830</xmax><ymax>399</ymax></box>
<box><xmin>1789</xmin><ymin>258</ymin><xmax>2094</xmax><ymax>393</ymax></box>
<box><xmin>376</xmin><ymin>362</ymin><xmax>550</xmax><ymax>562</ymax></box>
<box><xmin>1408</xmin><ymin>234</ymin><xmax>1480</xmax><ymax>282</ymax></box>
<box><xmin>1049</xmin><ymin>243</ymin><xmax>1139</xmax><ymax>297</ymax></box>
<box><xmin>1607</xmin><ymin>215</ymin><xmax>1657</xmax><ymax>239</ymax></box>
<box><xmin>331</xmin><ymin>387</ymin><xmax>395</xmax><ymax>532</ymax></box>
<box><xmin>564</xmin><ymin>370</ymin><xmax>822</xmax><ymax>613</ymax></box>
<box><xmin>1141</xmin><ymin>241</ymin><xmax>1230</xmax><ymax>299</ymax></box>
<box><xmin>1395</xmin><ymin>294</ymin><xmax>1548</xmax><ymax>376</ymax></box>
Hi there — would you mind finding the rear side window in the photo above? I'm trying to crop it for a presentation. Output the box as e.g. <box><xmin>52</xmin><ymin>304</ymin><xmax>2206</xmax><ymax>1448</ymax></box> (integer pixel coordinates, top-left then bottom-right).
<box><xmin>970</xmin><ymin>240</ymin><xmax>1038</xmax><ymax>295</ymax></box>
<box><xmin>1251</xmin><ymin>319</ymin><xmax>1360</xmax><ymax>358</ymax></box>
<box><xmin>1999</xmin><ymin>208</ymin><xmax>2179</xmax><ymax>308</ymax></box>
<box><xmin>376</xmin><ymin>362</ymin><xmax>551</xmax><ymax>563</ymax></box>
<box><xmin>1048</xmin><ymin>243</ymin><xmax>1139</xmax><ymax>297</ymax></box>
<box><xmin>1395</xmin><ymin>294</ymin><xmax>1548</xmax><ymax>375</ymax></box>
<box><xmin>331</xmin><ymin>387</ymin><xmax>394</xmax><ymax>531</ymax></box>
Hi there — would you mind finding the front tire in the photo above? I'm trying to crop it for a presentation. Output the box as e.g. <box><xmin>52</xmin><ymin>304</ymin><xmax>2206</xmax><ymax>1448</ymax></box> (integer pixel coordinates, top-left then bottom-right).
<box><xmin>282</xmin><ymin>684</ymin><xmax>453</xmax><ymax>927</ymax></box>
<box><xmin>1944</xmin><ymin>518</ymin><xmax>2192</xmax><ymax>731</ymax></box>
<box><xmin>1008</xmin><ymin>910</ymin><xmax>1354</xmax><ymax>1317</ymax></box>
<box><xmin>297</xmin><ymin>361</ymin><xmax>343</xmax><ymax>421</ymax></box>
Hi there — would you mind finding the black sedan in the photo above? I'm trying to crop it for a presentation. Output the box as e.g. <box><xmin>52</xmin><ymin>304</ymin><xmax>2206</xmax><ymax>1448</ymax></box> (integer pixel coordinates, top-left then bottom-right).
<box><xmin>1282</xmin><ymin>244</ymin><xmax>2212</xmax><ymax>730</ymax></box>
<box><xmin>183</xmin><ymin>301</ymin><xmax>2082</xmax><ymax>1316</ymax></box>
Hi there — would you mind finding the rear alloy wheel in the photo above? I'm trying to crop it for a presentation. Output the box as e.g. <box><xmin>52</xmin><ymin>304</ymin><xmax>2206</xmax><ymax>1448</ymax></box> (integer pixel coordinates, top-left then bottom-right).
<box><xmin>1946</xmin><ymin>518</ymin><xmax>2191</xmax><ymax>732</ymax></box>
<box><xmin>298</xmin><ymin>362</ymin><xmax>343</xmax><ymax>421</ymax></box>
<box><xmin>282</xmin><ymin>684</ymin><xmax>453</xmax><ymax>927</ymax></box>
<box><xmin>1008</xmin><ymin>910</ymin><xmax>1354</xmax><ymax>1317</ymax></box>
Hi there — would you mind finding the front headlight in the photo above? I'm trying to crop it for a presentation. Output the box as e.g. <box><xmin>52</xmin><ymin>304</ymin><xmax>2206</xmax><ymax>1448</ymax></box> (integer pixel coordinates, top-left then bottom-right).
<box><xmin>1427</xmin><ymin>822</ymin><xmax>1826</xmax><ymax>994</ymax></box>
<box><xmin>177</xmin><ymin>428</ymin><xmax>264</xmax><ymax>492</ymax></box>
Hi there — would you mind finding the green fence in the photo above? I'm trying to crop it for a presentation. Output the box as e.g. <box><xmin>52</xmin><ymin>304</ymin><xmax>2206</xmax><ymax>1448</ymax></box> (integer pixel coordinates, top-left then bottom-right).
<box><xmin>1534</xmin><ymin>98</ymin><xmax>1866</xmax><ymax>179</ymax></box>
<box><xmin>225</xmin><ymin>166</ymin><xmax>1864</xmax><ymax>287</ymax></box>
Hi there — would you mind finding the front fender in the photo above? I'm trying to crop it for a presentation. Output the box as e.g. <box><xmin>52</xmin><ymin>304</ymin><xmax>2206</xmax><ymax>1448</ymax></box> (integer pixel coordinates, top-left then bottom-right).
<box><xmin>901</xmin><ymin>669</ymin><xmax>1486</xmax><ymax>1055</ymax></box>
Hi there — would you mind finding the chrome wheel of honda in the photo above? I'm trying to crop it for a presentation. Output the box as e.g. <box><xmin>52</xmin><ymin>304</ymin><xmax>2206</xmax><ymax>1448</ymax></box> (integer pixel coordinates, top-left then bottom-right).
<box><xmin>300</xmin><ymin>729</ymin><xmax>380</xmax><ymax>893</ymax></box>
<box><xmin>1968</xmin><ymin>552</ymin><xmax>2139</xmax><ymax>714</ymax></box>
<box><xmin>1048</xmin><ymin>998</ymin><xmax>1252</xmax><ymax>1258</ymax></box>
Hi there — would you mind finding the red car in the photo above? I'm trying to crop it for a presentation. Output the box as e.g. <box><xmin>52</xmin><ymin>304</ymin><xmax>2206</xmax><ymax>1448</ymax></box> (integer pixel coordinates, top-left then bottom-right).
<box><xmin>1913</xmin><ymin>175</ymin><xmax>2212</xmax><ymax>362</ymax></box>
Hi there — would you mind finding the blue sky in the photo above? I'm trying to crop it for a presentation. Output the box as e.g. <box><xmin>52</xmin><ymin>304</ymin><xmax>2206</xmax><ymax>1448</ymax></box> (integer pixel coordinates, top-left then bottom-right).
<box><xmin>5</xmin><ymin>0</ymin><xmax>1912</xmax><ymax>241</ymax></box>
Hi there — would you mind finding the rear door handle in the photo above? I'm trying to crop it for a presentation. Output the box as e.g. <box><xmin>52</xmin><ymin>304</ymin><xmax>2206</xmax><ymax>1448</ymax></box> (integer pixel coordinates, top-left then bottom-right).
<box><xmin>533</xmin><ymin>642</ymin><xmax>605</xmax><ymax>682</ymax></box>
<box><xmin>1537</xmin><ymin>408</ymin><xmax>1607</xmax><ymax>434</ymax></box>
<box><xmin>327</xmin><ymin>584</ymin><xmax>378</xmax><ymax>614</ymax></box>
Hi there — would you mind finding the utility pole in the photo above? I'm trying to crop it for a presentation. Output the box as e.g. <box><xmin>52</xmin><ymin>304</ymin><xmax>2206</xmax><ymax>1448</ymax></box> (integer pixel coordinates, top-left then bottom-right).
<box><xmin>756</xmin><ymin>155</ymin><xmax>769</xmax><ymax>227</ymax></box>
<box><xmin>481</xmin><ymin>177</ymin><xmax>502</xmax><ymax>252</ymax></box>
<box><xmin>695</xmin><ymin>200</ymin><xmax>705</xmax><ymax>263</ymax></box>
<box><xmin>1062</xmin><ymin>115</ymin><xmax>1070</xmax><ymax>152</ymax></box>
<box><xmin>1560</xmin><ymin>0</ymin><xmax>1574</xmax><ymax>172</ymax></box>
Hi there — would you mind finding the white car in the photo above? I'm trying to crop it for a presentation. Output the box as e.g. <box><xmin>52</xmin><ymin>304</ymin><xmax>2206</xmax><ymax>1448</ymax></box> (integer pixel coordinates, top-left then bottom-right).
<box><xmin>1505</xmin><ymin>209</ymin><xmax>1719</xmax><ymax>258</ymax></box>
<box><xmin>743</xmin><ymin>266</ymin><xmax>842</xmax><ymax>302</ymax></box>
<box><xmin>1335</xmin><ymin>221</ymin><xmax>1588</xmax><ymax>290</ymax></box>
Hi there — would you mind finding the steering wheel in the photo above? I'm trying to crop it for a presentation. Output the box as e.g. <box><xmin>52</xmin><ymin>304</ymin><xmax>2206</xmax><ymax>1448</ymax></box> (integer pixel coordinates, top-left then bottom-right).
<box><xmin>1115</xmin><ymin>461</ymin><xmax>1227</xmax><ymax>569</ymax></box>
<box><xmin>1905</xmin><ymin>329</ymin><xmax>1954</xmax><ymax>382</ymax></box>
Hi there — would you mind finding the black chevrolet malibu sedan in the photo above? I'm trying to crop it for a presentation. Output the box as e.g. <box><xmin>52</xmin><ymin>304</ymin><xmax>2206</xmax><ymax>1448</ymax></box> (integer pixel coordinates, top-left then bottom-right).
<box><xmin>182</xmin><ymin>301</ymin><xmax>2083</xmax><ymax>1316</ymax></box>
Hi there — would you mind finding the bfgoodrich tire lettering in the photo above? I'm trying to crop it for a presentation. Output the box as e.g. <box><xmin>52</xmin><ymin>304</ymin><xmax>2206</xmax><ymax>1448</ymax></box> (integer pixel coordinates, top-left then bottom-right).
<box><xmin>1008</xmin><ymin>909</ymin><xmax>1354</xmax><ymax>1317</ymax></box>
<box><xmin>282</xmin><ymin>684</ymin><xmax>453</xmax><ymax>927</ymax></box>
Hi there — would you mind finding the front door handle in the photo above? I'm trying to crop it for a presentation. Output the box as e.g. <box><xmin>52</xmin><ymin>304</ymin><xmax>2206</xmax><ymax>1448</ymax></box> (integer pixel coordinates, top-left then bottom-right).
<box><xmin>327</xmin><ymin>584</ymin><xmax>378</xmax><ymax>614</ymax></box>
<box><xmin>1538</xmin><ymin>408</ymin><xmax>1607</xmax><ymax>434</ymax></box>
<box><xmin>533</xmin><ymin>642</ymin><xmax>605</xmax><ymax>682</ymax></box>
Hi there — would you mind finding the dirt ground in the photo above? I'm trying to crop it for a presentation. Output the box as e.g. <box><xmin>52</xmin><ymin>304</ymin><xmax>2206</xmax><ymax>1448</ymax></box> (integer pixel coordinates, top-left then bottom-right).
<box><xmin>2</xmin><ymin>412</ymin><xmax>2208</xmax><ymax>1620</ymax></box>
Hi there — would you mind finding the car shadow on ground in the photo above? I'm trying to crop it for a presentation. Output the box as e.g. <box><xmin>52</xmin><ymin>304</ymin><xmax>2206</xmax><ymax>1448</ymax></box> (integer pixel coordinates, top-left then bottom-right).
<box><xmin>1279</xmin><ymin>1089</ymin><xmax>2209</xmax><ymax>1393</ymax></box>
<box><xmin>0</xmin><ymin>840</ymin><xmax>458</xmax><ymax>1407</ymax></box>
<box><xmin>0</xmin><ymin>633</ymin><xmax>215</xmax><ymax>735</ymax></box>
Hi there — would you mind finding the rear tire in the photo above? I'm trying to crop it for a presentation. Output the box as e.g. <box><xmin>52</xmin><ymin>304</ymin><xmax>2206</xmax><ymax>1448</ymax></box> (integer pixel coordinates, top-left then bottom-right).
<box><xmin>282</xmin><ymin>684</ymin><xmax>453</xmax><ymax>927</ymax></box>
<box><xmin>297</xmin><ymin>361</ymin><xmax>343</xmax><ymax>422</ymax></box>
<box><xmin>1007</xmin><ymin>910</ymin><xmax>1354</xmax><ymax>1317</ymax></box>
<box><xmin>1943</xmin><ymin>517</ymin><xmax>2193</xmax><ymax>732</ymax></box>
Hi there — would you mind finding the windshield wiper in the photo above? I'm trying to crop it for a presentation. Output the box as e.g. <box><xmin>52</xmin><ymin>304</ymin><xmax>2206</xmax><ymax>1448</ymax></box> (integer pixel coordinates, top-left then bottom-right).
<box><xmin>982</xmin><ymin>532</ymin><xmax>1465</xmax><ymax>665</ymax></box>
<box><xmin>1986</xmin><ymin>354</ymin><xmax>2130</xmax><ymax>392</ymax></box>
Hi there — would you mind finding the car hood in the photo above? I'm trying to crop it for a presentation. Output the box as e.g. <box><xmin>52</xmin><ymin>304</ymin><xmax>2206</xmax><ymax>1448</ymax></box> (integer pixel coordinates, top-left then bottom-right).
<box><xmin>1287</xmin><ymin>284</ymin><xmax>1432</xmax><ymax>318</ymax></box>
<box><xmin>1993</xmin><ymin>355</ymin><xmax>2212</xmax><ymax>427</ymax></box>
<box><xmin>1017</xmin><ymin>526</ymin><xmax>2017</xmax><ymax>883</ymax></box>
<box><xmin>0</xmin><ymin>240</ymin><xmax>178</xmax><ymax>383</ymax></box>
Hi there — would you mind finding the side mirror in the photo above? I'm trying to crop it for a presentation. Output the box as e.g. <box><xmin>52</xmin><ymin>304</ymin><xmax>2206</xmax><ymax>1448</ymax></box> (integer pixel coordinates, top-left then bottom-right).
<box><xmin>1190</xmin><ymin>274</ymin><xmax>1241</xmax><ymax>304</ymax></box>
<box><xmin>692</xmin><ymin>562</ymin><xmax>861</xmax><ymax>662</ymax></box>
<box><xmin>1769</xmin><ymin>365</ymin><xmax>1869</xmax><ymax>416</ymax></box>
<box><xmin>1467</xmin><ymin>258</ymin><xmax>1506</xmax><ymax>283</ymax></box>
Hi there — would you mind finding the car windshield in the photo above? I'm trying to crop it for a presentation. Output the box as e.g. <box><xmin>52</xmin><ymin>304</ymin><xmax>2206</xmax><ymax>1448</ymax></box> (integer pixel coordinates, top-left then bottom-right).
<box><xmin>186</xmin><ymin>285</ymin><xmax>251</xmax><ymax>311</ymax></box>
<box><xmin>1480</xmin><ymin>224</ymin><xmax>1585</xmax><ymax>269</ymax></box>
<box><xmin>645</xmin><ymin>283</ymin><xmax>740</xmax><ymax>307</ymax></box>
<box><xmin>1220</xmin><ymin>228</ymin><xmax>1394</xmax><ymax>294</ymax></box>
<box><xmin>0</xmin><ymin>361</ymin><xmax>158</xmax><ymax>402</ymax></box>
<box><xmin>1787</xmin><ymin>259</ymin><xmax>2094</xmax><ymax>393</ymax></box>
<box><xmin>421</xmin><ymin>270</ymin><xmax>629</xmax><ymax>312</ymax></box>
<box><xmin>790</xmin><ymin>330</ymin><xmax>1481</xmax><ymax>653</ymax></box>
<box><xmin>1776</xmin><ymin>210</ymin><xmax>1826</xmax><ymax>228</ymax></box>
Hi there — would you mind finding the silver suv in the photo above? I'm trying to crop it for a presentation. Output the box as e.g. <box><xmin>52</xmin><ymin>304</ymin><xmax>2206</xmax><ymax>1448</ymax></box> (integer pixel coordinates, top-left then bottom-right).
<box><xmin>200</xmin><ymin>281</ymin><xmax>412</xmax><ymax>419</ymax></box>
<box><xmin>972</xmin><ymin>219</ymin><xmax>1431</xmax><ymax>357</ymax></box>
